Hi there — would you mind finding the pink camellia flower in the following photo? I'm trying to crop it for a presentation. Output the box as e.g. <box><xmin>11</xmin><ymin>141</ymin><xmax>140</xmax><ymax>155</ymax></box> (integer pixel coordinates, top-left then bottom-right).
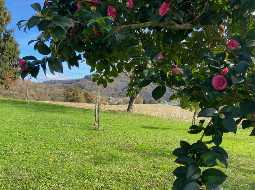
<box><xmin>107</xmin><ymin>5</ymin><xmax>117</xmax><ymax>21</ymax></box>
<box><xmin>76</xmin><ymin>2</ymin><xmax>81</xmax><ymax>11</ymax></box>
<box><xmin>19</xmin><ymin>59</ymin><xmax>26</xmax><ymax>66</ymax></box>
<box><xmin>211</xmin><ymin>75</ymin><xmax>228</xmax><ymax>91</ymax></box>
<box><xmin>171</xmin><ymin>65</ymin><xmax>183</xmax><ymax>76</ymax></box>
<box><xmin>220</xmin><ymin>67</ymin><xmax>229</xmax><ymax>76</ymax></box>
<box><xmin>159</xmin><ymin>1</ymin><xmax>171</xmax><ymax>17</ymax></box>
<box><xmin>227</xmin><ymin>39</ymin><xmax>240</xmax><ymax>50</ymax></box>
<box><xmin>127</xmin><ymin>0</ymin><xmax>134</xmax><ymax>9</ymax></box>
<box><xmin>19</xmin><ymin>59</ymin><xmax>28</xmax><ymax>72</ymax></box>
<box><xmin>91</xmin><ymin>0</ymin><xmax>101</xmax><ymax>6</ymax></box>
<box><xmin>154</xmin><ymin>52</ymin><xmax>165</xmax><ymax>61</ymax></box>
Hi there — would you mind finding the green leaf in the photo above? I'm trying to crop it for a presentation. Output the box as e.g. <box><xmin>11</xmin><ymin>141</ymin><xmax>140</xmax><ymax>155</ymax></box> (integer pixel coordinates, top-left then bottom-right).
<box><xmin>48</xmin><ymin>57</ymin><xmax>63</xmax><ymax>74</ymax></box>
<box><xmin>186</xmin><ymin>165</ymin><xmax>201</xmax><ymax>180</ymax></box>
<box><xmin>211</xmin><ymin>146</ymin><xmax>228</xmax><ymax>168</ymax></box>
<box><xmin>183</xmin><ymin>182</ymin><xmax>200</xmax><ymax>190</ymax></box>
<box><xmin>180</xmin><ymin>141</ymin><xmax>191</xmax><ymax>149</ymax></box>
<box><xmin>250</xmin><ymin>128</ymin><xmax>255</xmax><ymax>136</ymax></box>
<box><xmin>31</xmin><ymin>3</ymin><xmax>41</xmax><ymax>12</ymax></box>
<box><xmin>188</xmin><ymin>125</ymin><xmax>204</xmax><ymax>134</ymax></box>
<box><xmin>52</xmin><ymin>16</ymin><xmax>73</xmax><ymax>29</ymax></box>
<box><xmin>201</xmin><ymin>151</ymin><xmax>218</xmax><ymax>167</ymax></box>
<box><xmin>207</xmin><ymin>185</ymin><xmax>224</xmax><ymax>190</ymax></box>
<box><xmin>27</xmin><ymin>16</ymin><xmax>41</xmax><ymax>29</ymax></box>
<box><xmin>246</xmin><ymin>40</ymin><xmax>255</xmax><ymax>47</ymax></box>
<box><xmin>23</xmin><ymin>56</ymin><xmax>37</xmax><ymax>61</ymax></box>
<box><xmin>51</xmin><ymin>27</ymin><xmax>66</xmax><ymax>40</ymax></box>
<box><xmin>191</xmin><ymin>141</ymin><xmax>208</xmax><ymax>154</ymax></box>
<box><xmin>212</xmin><ymin>131</ymin><xmax>223</xmax><ymax>146</ymax></box>
<box><xmin>242</xmin><ymin>120</ymin><xmax>254</xmax><ymax>129</ymax></box>
<box><xmin>173</xmin><ymin>178</ymin><xmax>186</xmax><ymax>190</ymax></box>
<box><xmin>173</xmin><ymin>166</ymin><xmax>186</xmax><ymax>178</ymax></box>
<box><xmin>202</xmin><ymin>168</ymin><xmax>227</xmax><ymax>186</ymax></box>
<box><xmin>30</xmin><ymin>65</ymin><xmax>40</xmax><ymax>78</ymax></box>
<box><xmin>222</xmin><ymin>118</ymin><xmax>237</xmax><ymax>133</ymax></box>
<box><xmin>37</xmin><ymin>20</ymin><xmax>51</xmax><ymax>31</ymax></box>
<box><xmin>139</xmin><ymin>79</ymin><xmax>151</xmax><ymax>88</ymax></box>
<box><xmin>152</xmin><ymin>86</ymin><xmax>166</xmax><ymax>100</ymax></box>
<box><xmin>175</xmin><ymin>156</ymin><xmax>194</xmax><ymax>165</ymax></box>
<box><xmin>21</xmin><ymin>71</ymin><xmax>29</xmax><ymax>79</ymax></box>
<box><xmin>173</xmin><ymin>147</ymin><xmax>187</xmax><ymax>157</ymax></box>
<box><xmin>198</xmin><ymin>108</ymin><xmax>218</xmax><ymax>117</ymax></box>
<box><xmin>235</xmin><ymin>61</ymin><xmax>249</xmax><ymax>74</ymax></box>
<box><xmin>41</xmin><ymin>63</ymin><xmax>47</xmax><ymax>75</ymax></box>
<box><xmin>35</xmin><ymin>42</ymin><xmax>51</xmax><ymax>55</ymax></box>
<box><xmin>240</xmin><ymin>101</ymin><xmax>255</xmax><ymax>116</ymax></box>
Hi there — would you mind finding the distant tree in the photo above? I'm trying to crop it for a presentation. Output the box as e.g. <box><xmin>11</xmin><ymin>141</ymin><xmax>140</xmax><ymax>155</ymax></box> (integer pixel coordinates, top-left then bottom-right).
<box><xmin>64</xmin><ymin>87</ymin><xmax>84</xmax><ymax>102</ymax></box>
<box><xmin>126</xmin><ymin>53</ymin><xmax>165</xmax><ymax>112</ymax></box>
<box><xmin>126</xmin><ymin>76</ymin><xmax>140</xmax><ymax>112</ymax></box>
<box><xmin>0</xmin><ymin>0</ymin><xmax>19</xmax><ymax>88</ymax></box>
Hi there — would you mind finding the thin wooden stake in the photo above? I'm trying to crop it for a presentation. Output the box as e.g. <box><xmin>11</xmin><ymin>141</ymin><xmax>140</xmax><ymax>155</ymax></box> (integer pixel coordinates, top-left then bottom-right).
<box><xmin>93</xmin><ymin>87</ymin><xmax>101</xmax><ymax>129</ymax></box>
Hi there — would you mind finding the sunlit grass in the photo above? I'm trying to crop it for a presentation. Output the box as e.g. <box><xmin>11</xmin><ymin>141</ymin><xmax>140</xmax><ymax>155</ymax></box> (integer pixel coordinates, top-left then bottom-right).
<box><xmin>0</xmin><ymin>99</ymin><xmax>254</xmax><ymax>189</ymax></box>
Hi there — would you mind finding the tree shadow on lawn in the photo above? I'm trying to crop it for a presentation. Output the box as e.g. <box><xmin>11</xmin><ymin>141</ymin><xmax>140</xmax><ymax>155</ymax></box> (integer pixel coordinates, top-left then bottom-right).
<box><xmin>0</xmin><ymin>99</ymin><xmax>89</xmax><ymax>114</ymax></box>
<box><xmin>141</xmin><ymin>125</ymin><xmax>172</xmax><ymax>131</ymax></box>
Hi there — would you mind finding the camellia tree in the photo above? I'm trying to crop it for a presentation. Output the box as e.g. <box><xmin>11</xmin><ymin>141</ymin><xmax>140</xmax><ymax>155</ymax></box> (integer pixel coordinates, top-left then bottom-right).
<box><xmin>19</xmin><ymin>0</ymin><xmax>255</xmax><ymax>189</ymax></box>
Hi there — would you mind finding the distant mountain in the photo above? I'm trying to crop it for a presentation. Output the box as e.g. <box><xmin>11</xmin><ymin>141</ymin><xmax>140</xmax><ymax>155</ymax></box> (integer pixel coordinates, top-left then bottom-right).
<box><xmin>0</xmin><ymin>74</ymin><xmax>173</xmax><ymax>104</ymax></box>
<box><xmin>44</xmin><ymin>73</ymin><xmax>172</xmax><ymax>103</ymax></box>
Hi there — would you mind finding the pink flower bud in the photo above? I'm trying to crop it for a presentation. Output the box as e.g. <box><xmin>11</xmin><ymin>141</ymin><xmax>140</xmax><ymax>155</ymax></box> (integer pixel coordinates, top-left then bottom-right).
<box><xmin>107</xmin><ymin>5</ymin><xmax>117</xmax><ymax>21</ymax></box>
<box><xmin>19</xmin><ymin>59</ymin><xmax>28</xmax><ymax>72</ymax></box>
<box><xmin>154</xmin><ymin>52</ymin><xmax>165</xmax><ymax>61</ymax></box>
<box><xmin>212</xmin><ymin>75</ymin><xmax>228</xmax><ymax>91</ymax></box>
<box><xmin>127</xmin><ymin>0</ymin><xmax>134</xmax><ymax>9</ymax></box>
<box><xmin>227</xmin><ymin>39</ymin><xmax>240</xmax><ymax>50</ymax></box>
<box><xmin>220</xmin><ymin>67</ymin><xmax>229</xmax><ymax>76</ymax></box>
<box><xmin>159</xmin><ymin>1</ymin><xmax>171</xmax><ymax>17</ymax></box>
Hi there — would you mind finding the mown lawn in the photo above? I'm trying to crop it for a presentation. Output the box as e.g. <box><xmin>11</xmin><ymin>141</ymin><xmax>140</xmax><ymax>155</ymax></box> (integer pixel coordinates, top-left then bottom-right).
<box><xmin>0</xmin><ymin>99</ymin><xmax>254</xmax><ymax>190</ymax></box>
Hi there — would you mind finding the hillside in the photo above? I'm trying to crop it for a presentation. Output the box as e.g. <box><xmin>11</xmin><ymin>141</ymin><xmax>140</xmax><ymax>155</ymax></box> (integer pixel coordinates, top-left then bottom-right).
<box><xmin>44</xmin><ymin>74</ymin><xmax>172</xmax><ymax>103</ymax></box>
<box><xmin>0</xmin><ymin>74</ymin><xmax>173</xmax><ymax>104</ymax></box>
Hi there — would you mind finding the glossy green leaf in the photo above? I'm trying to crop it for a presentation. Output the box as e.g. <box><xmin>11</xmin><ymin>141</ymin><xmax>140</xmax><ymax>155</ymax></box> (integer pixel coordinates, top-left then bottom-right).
<box><xmin>152</xmin><ymin>86</ymin><xmax>166</xmax><ymax>100</ymax></box>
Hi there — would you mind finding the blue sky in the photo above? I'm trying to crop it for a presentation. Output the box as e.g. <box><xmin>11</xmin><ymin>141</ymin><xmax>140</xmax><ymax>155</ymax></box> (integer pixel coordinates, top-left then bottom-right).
<box><xmin>6</xmin><ymin>0</ymin><xmax>90</xmax><ymax>81</ymax></box>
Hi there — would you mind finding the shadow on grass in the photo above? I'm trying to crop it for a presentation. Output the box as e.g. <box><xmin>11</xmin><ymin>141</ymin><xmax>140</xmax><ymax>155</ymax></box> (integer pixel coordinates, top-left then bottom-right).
<box><xmin>141</xmin><ymin>125</ymin><xmax>171</xmax><ymax>131</ymax></box>
<box><xmin>0</xmin><ymin>99</ymin><xmax>90</xmax><ymax>114</ymax></box>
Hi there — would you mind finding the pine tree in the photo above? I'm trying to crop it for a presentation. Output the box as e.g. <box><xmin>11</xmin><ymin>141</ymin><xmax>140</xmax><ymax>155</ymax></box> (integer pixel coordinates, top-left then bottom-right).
<box><xmin>0</xmin><ymin>0</ymin><xmax>19</xmax><ymax>88</ymax></box>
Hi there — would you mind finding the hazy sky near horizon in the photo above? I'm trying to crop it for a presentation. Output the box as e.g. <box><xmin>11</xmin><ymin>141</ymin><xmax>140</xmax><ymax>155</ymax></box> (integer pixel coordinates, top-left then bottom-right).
<box><xmin>5</xmin><ymin>0</ymin><xmax>90</xmax><ymax>81</ymax></box>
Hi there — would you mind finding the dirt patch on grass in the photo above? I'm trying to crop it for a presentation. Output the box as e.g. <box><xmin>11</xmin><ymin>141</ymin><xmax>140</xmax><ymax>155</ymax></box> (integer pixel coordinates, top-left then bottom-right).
<box><xmin>43</xmin><ymin>101</ymin><xmax>194</xmax><ymax>121</ymax></box>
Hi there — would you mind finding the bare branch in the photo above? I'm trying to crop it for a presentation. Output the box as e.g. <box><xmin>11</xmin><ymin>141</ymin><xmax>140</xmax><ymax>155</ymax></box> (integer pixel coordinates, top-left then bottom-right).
<box><xmin>114</xmin><ymin>21</ymin><xmax>193</xmax><ymax>32</ymax></box>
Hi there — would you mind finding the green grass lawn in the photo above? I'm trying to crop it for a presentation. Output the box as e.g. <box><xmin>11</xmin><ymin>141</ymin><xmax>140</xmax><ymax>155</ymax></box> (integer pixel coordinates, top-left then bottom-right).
<box><xmin>0</xmin><ymin>99</ymin><xmax>254</xmax><ymax>190</ymax></box>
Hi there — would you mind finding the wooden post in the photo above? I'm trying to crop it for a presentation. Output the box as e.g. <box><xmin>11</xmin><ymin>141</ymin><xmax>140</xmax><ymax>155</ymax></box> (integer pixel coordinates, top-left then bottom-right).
<box><xmin>25</xmin><ymin>79</ymin><xmax>29</xmax><ymax>103</ymax></box>
<box><xmin>93</xmin><ymin>87</ymin><xmax>101</xmax><ymax>129</ymax></box>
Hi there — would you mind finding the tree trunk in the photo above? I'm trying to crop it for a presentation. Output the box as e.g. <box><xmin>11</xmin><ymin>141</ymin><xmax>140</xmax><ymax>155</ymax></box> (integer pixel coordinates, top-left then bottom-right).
<box><xmin>127</xmin><ymin>94</ymin><xmax>137</xmax><ymax>112</ymax></box>
<box><xmin>93</xmin><ymin>87</ymin><xmax>100</xmax><ymax>129</ymax></box>
<box><xmin>25</xmin><ymin>80</ymin><xmax>29</xmax><ymax>103</ymax></box>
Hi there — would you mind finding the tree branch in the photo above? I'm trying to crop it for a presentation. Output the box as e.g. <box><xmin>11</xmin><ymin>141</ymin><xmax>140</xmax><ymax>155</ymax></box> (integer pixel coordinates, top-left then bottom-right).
<box><xmin>114</xmin><ymin>21</ymin><xmax>193</xmax><ymax>32</ymax></box>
